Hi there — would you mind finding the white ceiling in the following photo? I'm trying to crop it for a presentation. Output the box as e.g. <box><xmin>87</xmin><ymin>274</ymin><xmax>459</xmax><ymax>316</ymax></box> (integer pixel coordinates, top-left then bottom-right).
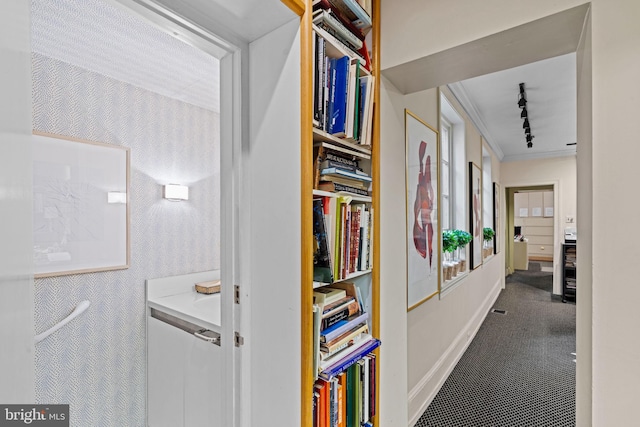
<box><xmin>32</xmin><ymin>0</ymin><xmax>220</xmax><ymax>112</ymax></box>
<box><xmin>450</xmin><ymin>53</ymin><xmax>577</xmax><ymax>162</ymax></box>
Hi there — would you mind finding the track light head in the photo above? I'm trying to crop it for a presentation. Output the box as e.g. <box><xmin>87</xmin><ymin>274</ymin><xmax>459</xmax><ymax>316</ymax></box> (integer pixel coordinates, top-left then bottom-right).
<box><xmin>522</xmin><ymin>118</ymin><xmax>530</xmax><ymax>129</ymax></box>
<box><xmin>526</xmin><ymin>134</ymin><xmax>534</xmax><ymax>143</ymax></box>
<box><xmin>521</xmin><ymin>108</ymin><xmax>528</xmax><ymax>119</ymax></box>
<box><xmin>519</xmin><ymin>83</ymin><xmax>525</xmax><ymax>94</ymax></box>
<box><xmin>527</xmin><ymin>142</ymin><xmax>533</xmax><ymax>148</ymax></box>
<box><xmin>518</xmin><ymin>96</ymin><xmax>527</xmax><ymax>109</ymax></box>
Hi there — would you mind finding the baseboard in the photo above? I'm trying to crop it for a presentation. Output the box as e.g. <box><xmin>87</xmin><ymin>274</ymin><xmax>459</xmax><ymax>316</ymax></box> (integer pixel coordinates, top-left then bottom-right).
<box><xmin>408</xmin><ymin>278</ymin><xmax>502</xmax><ymax>426</ymax></box>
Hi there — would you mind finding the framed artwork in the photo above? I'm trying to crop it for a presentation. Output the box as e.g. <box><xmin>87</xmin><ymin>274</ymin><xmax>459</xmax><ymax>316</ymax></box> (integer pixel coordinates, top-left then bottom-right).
<box><xmin>493</xmin><ymin>182</ymin><xmax>500</xmax><ymax>254</ymax></box>
<box><xmin>405</xmin><ymin>110</ymin><xmax>439</xmax><ymax>310</ymax></box>
<box><xmin>469</xmin><ymin>162</ymin><xmax>482</xmax><ymax>269</ymax></box>
<box><xmin>33</xmin><ymin>132</ymin><xmax>130</xmax><ymax>277</ymax></box>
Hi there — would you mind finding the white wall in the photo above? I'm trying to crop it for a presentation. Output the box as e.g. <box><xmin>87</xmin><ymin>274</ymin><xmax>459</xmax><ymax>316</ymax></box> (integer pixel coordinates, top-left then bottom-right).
<box><xmin>382</xmin><ymin>0</ymin><xmax>640</xmax><ymax>424</ymax></box>
<box><xmin>379</xmin><ymin>82</ymin><xmax>505</xmax><ymax>426</ymax></box>
<box><xmin>247</xmin><ymin>18</ymin><xmax>301</xmax><ymax>427</ymax></box>
<box><xmin>0</xmin><ymin>0</ymin><xmax>35</xmax><ymax>403</ymax></box>
<box><xmin>575</xmin><ymin>8</ymin><xmax>592</xmax><ymax>425</ymax></box>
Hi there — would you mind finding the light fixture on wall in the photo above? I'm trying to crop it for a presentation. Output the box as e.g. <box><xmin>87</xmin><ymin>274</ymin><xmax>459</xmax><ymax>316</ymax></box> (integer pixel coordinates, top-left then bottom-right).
<box><xmin>518</xmin><ymin>82</ymin><xmax>534</xmax><ymax>149</ymax></box>
<box><xmin>163</xmin><ymin>184</ymin><xmax>189</xmax><ymax>201</ymax></box>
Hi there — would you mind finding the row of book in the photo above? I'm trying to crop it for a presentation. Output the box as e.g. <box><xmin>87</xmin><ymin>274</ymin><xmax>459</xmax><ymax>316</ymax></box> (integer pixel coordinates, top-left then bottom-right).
<box><xmin>313</xmin><ymin>354</ymin><xmax>376</xmax><ymax>427</ymax></box>
<box><xmin>314</xmin><ymin>146</ymin><xmax>371</xmax><ymax>197</ymax></box>
<box><xmin>313</xmin><ymin>39</ymin><xmax>375</xmax><ymax>146</ymax></box>
<box><xmin>313</xmin><ymin>196</ymin><xmax>373</xmax><ymax>284</ymax></box>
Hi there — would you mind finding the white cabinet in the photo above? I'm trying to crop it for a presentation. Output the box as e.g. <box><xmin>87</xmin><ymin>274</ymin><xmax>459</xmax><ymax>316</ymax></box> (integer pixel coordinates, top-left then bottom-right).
<box><xmin>147</xmin><ymin>316</ymin><xmax>221</xmax><ymax>427</ymax></box>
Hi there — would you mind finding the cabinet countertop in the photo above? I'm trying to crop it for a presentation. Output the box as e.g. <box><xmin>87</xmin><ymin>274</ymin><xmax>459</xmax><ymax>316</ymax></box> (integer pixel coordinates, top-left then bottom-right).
<box><xmin>147</xmin><ymin>270</ymin><xmax>221</xmax><ymax>333</ymax></box>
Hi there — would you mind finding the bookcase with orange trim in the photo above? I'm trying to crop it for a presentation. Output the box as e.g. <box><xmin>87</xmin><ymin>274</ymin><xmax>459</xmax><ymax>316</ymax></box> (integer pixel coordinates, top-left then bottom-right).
<box><xmin>300</xmin><ymin>0</ymin><xmax>381</xmax><ymax>425</ymax></box>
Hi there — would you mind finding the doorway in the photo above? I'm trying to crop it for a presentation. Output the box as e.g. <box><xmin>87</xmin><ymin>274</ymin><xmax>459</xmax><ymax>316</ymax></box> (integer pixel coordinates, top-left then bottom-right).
<box><xmin>506</xmin><ymin>186</ymin><xmax>558</xmax><ymax>292</ymax></box>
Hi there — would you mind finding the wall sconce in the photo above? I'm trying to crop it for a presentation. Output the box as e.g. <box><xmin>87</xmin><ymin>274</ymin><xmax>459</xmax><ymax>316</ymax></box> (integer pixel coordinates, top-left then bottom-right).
<box><xmin>163</xmin><ymin>184</ymin><xmax>189</xmax><ymax>201</ymax></box>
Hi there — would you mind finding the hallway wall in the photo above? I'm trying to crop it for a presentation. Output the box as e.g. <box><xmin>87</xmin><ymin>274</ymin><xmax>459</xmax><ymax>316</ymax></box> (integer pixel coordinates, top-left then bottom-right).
<box><xmin>379</xmin><ymin>83</ymin><xmax>504</xmax><ymax>425</ymax></box>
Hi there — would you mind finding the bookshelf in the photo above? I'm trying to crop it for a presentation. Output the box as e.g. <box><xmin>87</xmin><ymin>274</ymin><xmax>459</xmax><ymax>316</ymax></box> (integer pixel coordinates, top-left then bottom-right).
<box><xmin>300</xmin><ymin>0</ymin><xmax>381</xmax><ymax>425</ymax></box>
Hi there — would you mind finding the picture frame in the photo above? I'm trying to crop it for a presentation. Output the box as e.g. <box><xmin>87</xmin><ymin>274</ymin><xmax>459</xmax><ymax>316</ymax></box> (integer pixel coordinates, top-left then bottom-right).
<box><xmin>405</xmin><ymin>110</ymin><xmax>440</xmax><ymax>310</ymax></box>
<box><xmin>469</xmin><ymin>162</ymin><xmax>482</xmax><ymax>269</ymax></box>
<box><xmin>33</xmin><ymin>132</ymin><xmax>130</xmax><ymax>278</ymax></box>
<box><xmin>493</xmin><ymin>182</ymin><xmax>500</xmax><ymax>254</ymax></box>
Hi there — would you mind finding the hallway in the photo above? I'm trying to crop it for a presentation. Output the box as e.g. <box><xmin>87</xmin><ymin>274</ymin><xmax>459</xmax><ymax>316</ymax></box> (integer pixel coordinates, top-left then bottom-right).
<box><xmin>416</xmin><ymin>265</ymin><xmax>576</xmax><ymax>426</ymax></box>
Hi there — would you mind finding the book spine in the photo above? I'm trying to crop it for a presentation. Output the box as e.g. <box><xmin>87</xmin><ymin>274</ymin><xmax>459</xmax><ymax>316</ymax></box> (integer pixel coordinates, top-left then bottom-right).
<box><xmin>329</xmin><ymin>56</ymin><xmax>349</xmax><ymax>136</ymax></box>
<box><xmin>325</xmin><ymin>151</ymin><xmax>359</xmax><ymax>167</ymax></box>
<box><xmin>321</xmin><ymin>312</ymin><xmax>369</xmax><ymax>343</ymax></box>
<box><xmin>319</xmin><ymin>182</ymin><xmax>370</xmax><ymax>197</ymax></box>
<box><xmin>320</xmin><ymin>159</ymin><xmax>357</xmax><ymax>172</ymax></box>
<box><xmin>320</xmin><ymin>338</ymin><xmax>381</xmax><ymax>381</ymax></box>
<box><xmin>322</xmin><ymin>296</ymin><xmax>356</xmax><ymax>315</ymax></box>
<box><xmin>321</xmin><ymin>300</ymin><xmax>359</xmax><ymax>329</ymax></box>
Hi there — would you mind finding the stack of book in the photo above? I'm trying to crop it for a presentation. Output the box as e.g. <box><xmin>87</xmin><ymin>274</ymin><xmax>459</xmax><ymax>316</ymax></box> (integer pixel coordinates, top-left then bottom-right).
<box><xmin>315</xmin><ymin>149</ymin><xmax>371</xmax><ymax>197</ymax></box>
<box><xmin>312</xmin><ymin>196</ymin><xmax>373</xmax><ymax>284</ymax></box>
<box><xmin>312</xmin><ymin>0</ymin><xmax>375</xmax><ymax>146</ymax></box>
<box><xmin>312</xmin><ymin>282</ymin><xmax>379</xmax><ymax>427</ymax></box>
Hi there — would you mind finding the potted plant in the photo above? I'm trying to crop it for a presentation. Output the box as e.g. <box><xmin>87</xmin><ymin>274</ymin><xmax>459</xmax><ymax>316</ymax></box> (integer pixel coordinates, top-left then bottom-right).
<box><xmin>453</xmin><ymin>229</ymin><xmax>472</xmax><ymax>271</ymax></box>
<box><xmin>442</xmin><ymin>230</ymin><xmax>459</xmax><ymax>280</ymax></box>
<box><xmin>483</xmin><ymin>227</ymin><xmax>495</xmax><ymax>257</ymax></box>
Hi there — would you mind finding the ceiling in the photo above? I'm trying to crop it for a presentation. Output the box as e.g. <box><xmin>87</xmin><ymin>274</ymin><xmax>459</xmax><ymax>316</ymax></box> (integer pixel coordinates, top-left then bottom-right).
<box><xmin>32</xmin><ymin>0</ymin><xmax>220</xmax><ymax>112</ymax></box>
<box><xmin>449</xmin><ymin>53</ymin><xmax>577</xmax><ymax>162</ymax></box>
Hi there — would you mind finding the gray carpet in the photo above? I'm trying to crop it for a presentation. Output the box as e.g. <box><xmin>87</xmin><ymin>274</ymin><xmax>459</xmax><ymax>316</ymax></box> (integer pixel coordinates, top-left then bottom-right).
<box><xmin>415</xmin><ymin>268</ymin><xmax>576</xmax><ymax>427</ymax></box>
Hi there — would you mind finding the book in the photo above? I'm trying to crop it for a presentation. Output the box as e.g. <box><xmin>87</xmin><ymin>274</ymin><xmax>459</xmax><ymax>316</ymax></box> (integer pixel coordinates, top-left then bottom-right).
<box><xmin>314</xmin><ymin>32</ymin><xmax>326</xmax><ymax>127</ymax></box>
<box><xmin>319</xmin><ymin>158</ymin><xmax>357</xmax><ymax>173</ymax></box>
<box><xmin>320</xmin><ymin>311</ymin><xmax>369</xmax><ymax>343</ymax></box>
<box><xmin>313</xmin><ymin>304</ymin><xmax>322</xmax><ymax>377</ymax></box>
<box><xmin>318</xmin><ymin>181</ymin><xmax>370</xmax><ymax>197</ymax></box>
<box><xmin>321</xmin><ymin>298</ymin><xmax>360</xmax><ymax>330</ymax></box>
<box><xmin>314</xmin><ymin>287</ymin><xmax>347</xmax><ymax>306</ymax></box>
<box><xmin>320</xmin><ymin>175</ymin><xmax>369</xmax><ymax>190</ymax></box>
<box><xmin>321</xmin><ymin>322</ymin><xmax>368</xmax><ymax>354</ymax></box>
<box><xmin>337</xmin><ymin>372</ymin><xmax>346</xmax><ymax>427</ymax></box>
<box><xmin>325</xmin><ymin>150</ymin><xmax>359</xmax><ymax>167</ymax></box>
<box><xmin>320</xmin><ymin>333</ymin><xmax>374</xmax><ymax>372</ymax></box>
<box><xmin>328</xmin><ymin>56</ymin><xmax>349</xmax><ymax>136</ymax></box>
<box><xmin>327</xmin><ymin>0</ymin><xmax>372</xmax><ymax>30</ymax></box>
<box><xmin>319</xmin><ymin>337</ymin><xmax>381</xmax><ymax>381</ymax></box>
<box><xmin>322</xmin><ymin>295</ymin><xmax>356</xmax><ymax>315</ymax></box>
<box><xmin>345</xmin><ymin>59</ymin><xmax>361</xmax><ymax>141</ymax></box>
<box><xmin>313</xmin><ymin>9</ymin><xmax>363</xmax><ymax>51</ymax></box>
<box><xmin>313</xmin><ymin>0</ymin><xmax>367</xmax><ymax>40</ymax></box>
<box><xmin>321</xmin><ymin>167</ymin><xmax>372</xmax><ymax>182</ymax></box>
<box><xmin>313</xmin><ymin>198</ymin><xmax>334</xmax><ymax>283</ymax></box>
<box><xmin>359</xmin><ymin>75</ymin><xmax>375</xmax><ymax>146</ymax></box>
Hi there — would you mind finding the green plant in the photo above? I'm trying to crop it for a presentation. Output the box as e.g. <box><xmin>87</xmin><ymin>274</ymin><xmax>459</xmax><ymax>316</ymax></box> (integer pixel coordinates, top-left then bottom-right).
<box><xmin>442</xmin><ymin>230</ymin><xmax>459</xmax><ymax>253</ymax></box>
<box><xmin>453</xmin><ymin>229</ymin><xmax>472</xmax><ymax>248</ymax></box>
<box><xmin>483</xmin><ymin>227</ymin><xmax>495</xmax><ymax>241</ymax></box>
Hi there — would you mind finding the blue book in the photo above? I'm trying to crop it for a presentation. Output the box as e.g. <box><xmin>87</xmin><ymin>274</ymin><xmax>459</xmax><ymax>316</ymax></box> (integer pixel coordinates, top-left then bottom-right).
<box><xmin>321</xmin><ymin>311</ymin><xmax>369</xmax><ymax>343</ymax></box>
<box><xmin>328</xmin><ymin>56</ymin><xmax>349</xmax><ymax>136</ymax></box>
<box><xmin>319</xmin><ymin>338</ymin><xmax>381</xmax><ymax>379</ymax></box>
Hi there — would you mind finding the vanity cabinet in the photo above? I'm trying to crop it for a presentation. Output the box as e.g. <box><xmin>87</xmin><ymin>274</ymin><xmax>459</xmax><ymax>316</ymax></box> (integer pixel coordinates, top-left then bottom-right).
<box><xmin>147</xmin><ymin>315</ymin><xmax>221</xmax><ymax>427</ymax></box>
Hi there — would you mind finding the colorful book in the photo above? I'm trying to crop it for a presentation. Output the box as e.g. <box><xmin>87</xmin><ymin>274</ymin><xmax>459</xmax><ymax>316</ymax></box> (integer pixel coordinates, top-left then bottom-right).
<box><xmin>314</xmin><ymin>287</ymin><xmax>347</xmax><ymax>307</ymax></box>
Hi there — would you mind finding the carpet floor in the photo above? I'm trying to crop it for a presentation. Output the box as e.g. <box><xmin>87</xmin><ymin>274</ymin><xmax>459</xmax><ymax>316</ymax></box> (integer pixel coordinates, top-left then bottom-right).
<box><xmin>415</xmin><ymin>267</ymin><xmax>576</xmax><ymax>427</ymax></box>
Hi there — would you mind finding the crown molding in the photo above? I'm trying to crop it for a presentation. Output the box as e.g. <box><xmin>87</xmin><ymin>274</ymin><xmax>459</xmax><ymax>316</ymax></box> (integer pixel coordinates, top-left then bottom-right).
<box><xmin>447</xmin><ymin>82</ymin><xmax>504</xmax><ymax>161</ymax></box>
<box><xmin>502</xmin><ymin>149</ymin><xmax>576</xmax><ymax>163</ymax></box>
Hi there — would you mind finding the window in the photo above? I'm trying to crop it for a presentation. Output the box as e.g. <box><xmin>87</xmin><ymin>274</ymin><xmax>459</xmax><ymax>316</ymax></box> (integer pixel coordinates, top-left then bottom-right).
<box><xmin>440</xmin><ymin>92</ymin><xmax>466</xmax><ymax>290</ymax></box>
<box><xmin>482</xmin><ymin>147</ymin><xmax>494</xmax><ymax>257</ymax></box>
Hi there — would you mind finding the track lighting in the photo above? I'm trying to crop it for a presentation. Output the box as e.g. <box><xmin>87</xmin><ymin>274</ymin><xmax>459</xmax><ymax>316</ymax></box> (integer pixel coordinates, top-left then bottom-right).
<box><xmin>518</xmin><ymin>83</ymin><xmax>534</xmax><ymax>149</ymax></box>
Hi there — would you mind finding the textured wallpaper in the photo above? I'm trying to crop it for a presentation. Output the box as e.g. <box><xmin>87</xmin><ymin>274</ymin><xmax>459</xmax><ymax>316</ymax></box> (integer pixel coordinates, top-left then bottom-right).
<box><xmin>32</xmin><ymin>52</ymin><xmax>220</xmax><ymax>426</ymax></box>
